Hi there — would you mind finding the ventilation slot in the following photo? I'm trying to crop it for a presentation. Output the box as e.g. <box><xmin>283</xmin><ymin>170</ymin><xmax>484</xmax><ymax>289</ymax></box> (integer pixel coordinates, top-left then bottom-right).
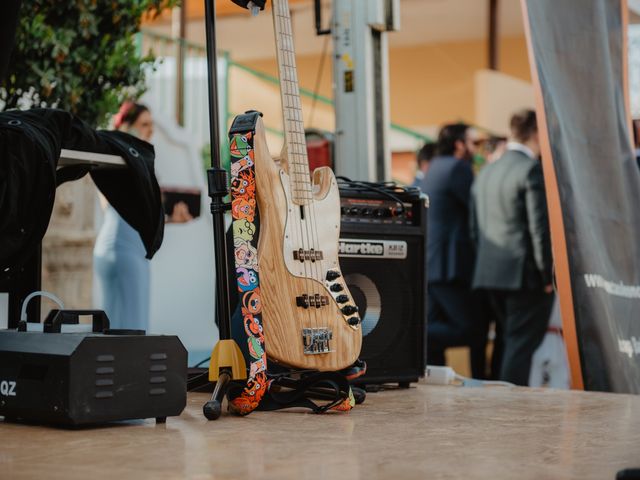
<box><xmin>95</xmin><ymin>391</ymin><xmax>114</xmax><ymax>399</ymax></box>
<box><xmin>95</xmin><ymin>355</ymin><xmax>115</xmax><ymax>400</ymax></box>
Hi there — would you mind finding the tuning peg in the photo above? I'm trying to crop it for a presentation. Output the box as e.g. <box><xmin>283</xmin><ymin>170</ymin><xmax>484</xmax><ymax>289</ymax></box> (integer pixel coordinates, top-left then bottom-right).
<box><xmin>326</xmin><ymin>270</ymin><xmax>341</xmax><ymax>281</ymax></box>
<box><xmin>341</xmin><ymin>305</ymin><xmax>358</xmax><ymax>315</ymax></box>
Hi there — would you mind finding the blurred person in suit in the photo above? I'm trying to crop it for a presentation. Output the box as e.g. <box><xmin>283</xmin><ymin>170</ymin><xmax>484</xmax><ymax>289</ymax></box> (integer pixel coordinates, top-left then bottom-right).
<box><xmin>420</xmin><ymin>123</ymin><xmax>488</xmax><ymax>378</ymax></box>
<box><xmin>632</xmin><ymin>119</ymin><xmax>640</xmax><ymax>169</ymax></box>
<box><xmin>476</xmin><ymin>134</ymin><xmax>508</xmax><ymax>377</ymax></box>
<box><xmin>470</xmin><ymin>109</ymin><xmax>554</xmax><ymax>385</ymax></box>
<box><xmin>485</xmin><ymin>135</ymin><xmax>507</xmax><ymax>164</ymax></box>
<box><xmin>411</xmin><ymin>141</ymin><xmax>436</xmax><ymax>188</ymax></box>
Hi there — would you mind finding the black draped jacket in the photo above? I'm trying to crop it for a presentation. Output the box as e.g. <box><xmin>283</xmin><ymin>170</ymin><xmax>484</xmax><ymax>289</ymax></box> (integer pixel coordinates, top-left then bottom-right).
<box><xmin>0</xmin><ymin>109</ymin><xmax>164</xmax><ymax>272</ymax></box>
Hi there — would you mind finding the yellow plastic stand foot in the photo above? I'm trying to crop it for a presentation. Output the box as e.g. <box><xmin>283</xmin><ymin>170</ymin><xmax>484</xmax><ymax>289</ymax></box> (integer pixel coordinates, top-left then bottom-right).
<box><xmin>208</xmin><ymin>339</ymin><xmax>247</xmax><ymax>381</ymax></box>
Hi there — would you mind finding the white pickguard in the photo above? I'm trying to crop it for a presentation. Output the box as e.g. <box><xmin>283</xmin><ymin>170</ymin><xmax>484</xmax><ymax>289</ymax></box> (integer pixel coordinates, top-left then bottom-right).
<box><xmin>278</xmin><ymin>168</ymin><xmax>341</xmax><ymax>281</ymax></box>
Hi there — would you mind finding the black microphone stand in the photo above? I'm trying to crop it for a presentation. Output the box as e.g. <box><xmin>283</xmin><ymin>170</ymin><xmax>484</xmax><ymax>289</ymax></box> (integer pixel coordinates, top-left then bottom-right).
<box><xmin>201</xmin><ymin>0</ymin><xmax>248</xmax><ymax>421</ymax></box>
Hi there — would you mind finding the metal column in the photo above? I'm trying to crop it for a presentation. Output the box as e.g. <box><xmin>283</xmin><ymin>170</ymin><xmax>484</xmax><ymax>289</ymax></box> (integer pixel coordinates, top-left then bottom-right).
<box><xmin>332</xmin><ymin>0</ymin><xmax>399</xmax><ymax>182</ymax></box>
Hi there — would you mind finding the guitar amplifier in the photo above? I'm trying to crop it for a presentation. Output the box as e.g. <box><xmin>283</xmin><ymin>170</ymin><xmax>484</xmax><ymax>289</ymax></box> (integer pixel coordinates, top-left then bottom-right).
<box><xmin>338</xmin><ymin>181</ymin><xmax>428</xmax><ymax>386</ymax></box>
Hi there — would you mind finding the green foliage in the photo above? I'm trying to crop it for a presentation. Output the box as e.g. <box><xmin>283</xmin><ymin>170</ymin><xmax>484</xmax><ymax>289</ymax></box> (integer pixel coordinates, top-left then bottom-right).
<box><xmin>201</xmin><ymin>143</ymin><xmax>212</xmax><ymax>173</ymax></box>
<box><xmin>1</xmin><ymin>0</ymin><xmax>178</xmax><ymax>127</ymax></box>
<box><xmin>201</xmin><ymin>142</ymin><xmax>231</xmax><ymax>174</ymax></box>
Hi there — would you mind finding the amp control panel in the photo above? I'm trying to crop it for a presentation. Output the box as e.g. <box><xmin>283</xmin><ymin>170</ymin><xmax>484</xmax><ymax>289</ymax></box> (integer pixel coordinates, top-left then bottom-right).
<box><xmin>340</xmin><ymin>197</ymin><xmax>419</xmax><ymax>226</ymax></box>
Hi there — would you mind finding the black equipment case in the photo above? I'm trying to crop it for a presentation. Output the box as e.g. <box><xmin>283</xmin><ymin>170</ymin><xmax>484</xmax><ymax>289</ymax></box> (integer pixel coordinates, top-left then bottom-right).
<box><xmin>0</xmin><ymin>311</ymin><xmax>187</xmax><ymax>426</ymax></box>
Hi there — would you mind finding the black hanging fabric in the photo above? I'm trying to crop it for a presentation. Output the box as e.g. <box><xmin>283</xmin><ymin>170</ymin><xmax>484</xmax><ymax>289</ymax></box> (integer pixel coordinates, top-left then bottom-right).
<box><xmin>0</xmin><ymin>0</ymin><xmax>21</xmax><ymax>82</ymax></box>
<box><xmin>523</xmin><ymin>0</ymin><xmax>640</xmax><ymax>392</ymax></box>
<box><xmin>0</xmin><ymin>109</ymin><xmax>164</xmax><ymax>272</ymax></box>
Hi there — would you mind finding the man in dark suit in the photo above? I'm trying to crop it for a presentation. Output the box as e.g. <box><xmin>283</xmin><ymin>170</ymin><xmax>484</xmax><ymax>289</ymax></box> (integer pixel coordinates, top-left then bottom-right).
<box><xmin>420</xmin><ymin>123</ymin><xmax>488</xmax><ymax>378</ymax></box>
<box><xmin>411</xmin><ymin>141</ymin><xmax>436</xmax><ymax>188</ymax></box>
<box><xmin>470</xmin><ymin>109</ymin><xmax>554</xmax><ymax>385</ymax></box>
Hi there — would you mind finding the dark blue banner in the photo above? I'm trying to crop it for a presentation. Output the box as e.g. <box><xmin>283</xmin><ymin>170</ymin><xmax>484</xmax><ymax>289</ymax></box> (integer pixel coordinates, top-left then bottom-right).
<box><xmin>523</xmin><ymin>0</ymin><xmax>640</xmax><ymax>392</ymax></box>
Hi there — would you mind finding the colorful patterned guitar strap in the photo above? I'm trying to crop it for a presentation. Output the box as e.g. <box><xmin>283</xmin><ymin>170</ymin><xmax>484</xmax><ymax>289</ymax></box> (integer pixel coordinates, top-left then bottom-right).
<box><xmin>226</xmin><ymin>111</ymin><xmax>354</xmax><ymax>416</ymax></box>
<box><xmin>226</xmin><ymin>112</ymin><xmax>270</xmax><ymax>416</ymax></box>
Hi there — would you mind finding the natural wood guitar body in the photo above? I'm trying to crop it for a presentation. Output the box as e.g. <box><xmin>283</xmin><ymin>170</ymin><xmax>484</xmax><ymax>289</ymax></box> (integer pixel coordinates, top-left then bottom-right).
<box><xmin>253</xmin><ymin>119</ymin><xmax>362</xmax><ymax>371</ymax></box>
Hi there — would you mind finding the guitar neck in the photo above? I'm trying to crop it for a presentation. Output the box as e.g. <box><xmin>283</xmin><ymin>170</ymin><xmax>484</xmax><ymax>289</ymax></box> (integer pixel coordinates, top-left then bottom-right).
<box><xmin>272</xmin><ymin>0</ymin><xmax>312</xmax><ymax>205</ymax></box>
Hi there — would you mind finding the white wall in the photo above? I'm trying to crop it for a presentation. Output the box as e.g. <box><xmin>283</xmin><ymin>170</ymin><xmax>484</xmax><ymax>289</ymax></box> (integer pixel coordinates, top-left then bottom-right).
<box><xmin>143</xmin><ymin>56</ymin><xmax>227</xmax><ymax>155</ymax></box>
<box><xmin>629</xmin><ymin>25</ymin><xmax>640</xmax><ymax>118</ymax></box>
<box><xmin>474</xmin><ymin>69</ymin><xmax>534</xmax><ymax>136</ymax></box>
<box><xmin>145</xmin><ymin>110</ymin><xmax>219</xmax><ymax>364</ymax></box>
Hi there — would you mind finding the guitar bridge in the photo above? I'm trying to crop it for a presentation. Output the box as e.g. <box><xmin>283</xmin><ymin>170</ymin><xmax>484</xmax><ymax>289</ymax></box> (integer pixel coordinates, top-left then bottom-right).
<box><xmin>302</xmin><ymin>328</ymin><xmax>333</xmax><ymax>355</ymax></box>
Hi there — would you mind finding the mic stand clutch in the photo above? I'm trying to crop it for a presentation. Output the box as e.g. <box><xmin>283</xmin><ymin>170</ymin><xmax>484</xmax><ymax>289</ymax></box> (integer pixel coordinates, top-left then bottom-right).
<box><xmin>202</xmin><ymin>0</ymin><xmax>247</xmax><ymax>420</ymax></box>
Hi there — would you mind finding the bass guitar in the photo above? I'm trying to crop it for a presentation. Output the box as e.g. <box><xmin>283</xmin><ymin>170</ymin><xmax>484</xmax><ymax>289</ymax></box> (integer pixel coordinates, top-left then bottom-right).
<box><xmin>231</xmin><ymin>0</ymin><xmax>362</xmax><ymax>372</ymax></box>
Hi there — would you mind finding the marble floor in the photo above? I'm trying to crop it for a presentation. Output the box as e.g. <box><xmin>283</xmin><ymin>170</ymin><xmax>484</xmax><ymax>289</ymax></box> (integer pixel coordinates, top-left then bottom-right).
<box><xmin>1</xmin><ymin>382</ymin><xmax>639</xmax><ymax>479</ymax></box>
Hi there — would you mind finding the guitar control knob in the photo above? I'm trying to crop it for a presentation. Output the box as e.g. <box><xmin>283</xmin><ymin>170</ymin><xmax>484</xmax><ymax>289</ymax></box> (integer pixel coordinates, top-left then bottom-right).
<box><xmin>336</xmin><ymin>295</ymin><xmax>349</xmax><ymax>304</ymax></box>
<box><xmin>347</xmin><ymin>317</ymin><xmax>360</xmax><ymax>326</ymax></box>
<box><xmin>330</xmin><ymin>283</ymin><xmax>344</xmax><ymax>292</ymax></box>
<box><xmin>341</xmin><ymin>305</ymin><xmax>358</xmax><ymax>315</ymax></box>
<box><xmin>326</xmin><ymin>271</ymin><xmax>341</xmax><ymax>281</ymax></box>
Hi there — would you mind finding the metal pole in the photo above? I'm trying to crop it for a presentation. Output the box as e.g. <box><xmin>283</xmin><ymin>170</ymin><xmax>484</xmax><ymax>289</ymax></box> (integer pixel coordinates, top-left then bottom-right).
<box><xmin>222</xmin><ymin>50</ymin><xmax>231</xmax><ymax>172</ymax></box>
<box><xmin>203</xmin><ymin>0</ymin><xmax>232</xmax><ymax>340</ymax></box>
<box><xmin>204</xmin><ymin>0</ymin><xmax>221</xmax><ymax>166</ymax></box>
<box><xmin>488</xmin><ymin>0</ymin><xmax>499</xmax><ymax>70</ymax></box>
<box><xmin>314</xmin><ymin>0</ymin><xmax>331</xmax><ymax>36</ymax></box>
<box><xmin>176</xmin><ymin>1</ymin><xmax>187</xmax><ymax>125</ymax></box>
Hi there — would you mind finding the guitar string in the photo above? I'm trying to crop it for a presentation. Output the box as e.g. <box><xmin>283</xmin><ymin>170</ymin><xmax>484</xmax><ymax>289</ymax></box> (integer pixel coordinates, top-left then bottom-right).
<box><xmin>281</xmin><ymin>5</ymin><xmax>324</xmax><ymax>352</ymax></box>
<box><xmin>274</xmin><ymin>5</ymin><xmax>319</xmax><ymax>342</ymax></box>
<box><xmin>281</xmin><ymin>5</ymin><xmax>330</xmax><ymax>356</ymax></box>
<box><xmin>284</xmin><ymin>2</ymin><xmax>336</xmax><ymax>353</ymax></box>
<box><xmin>280</xmin><ymin>8</ymin><xmax>328</xmax><ymax>344</ymax></box>
<box><xmin>280</xmin><ymin>22</ymin><xmax>331</xmax><ymax>341</ymax></box>
<box><xmin>284</xmin><ymin>12</ymin><xmax>324</xmax><ymax>341</ymax></box>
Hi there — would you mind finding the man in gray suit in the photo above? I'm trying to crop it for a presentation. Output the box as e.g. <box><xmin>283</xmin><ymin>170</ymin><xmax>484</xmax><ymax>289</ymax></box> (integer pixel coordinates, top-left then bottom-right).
<box><xmin>470</xmin><ymin>109</ymin><xmax>554</xmax><ymax>385</ymax></box>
